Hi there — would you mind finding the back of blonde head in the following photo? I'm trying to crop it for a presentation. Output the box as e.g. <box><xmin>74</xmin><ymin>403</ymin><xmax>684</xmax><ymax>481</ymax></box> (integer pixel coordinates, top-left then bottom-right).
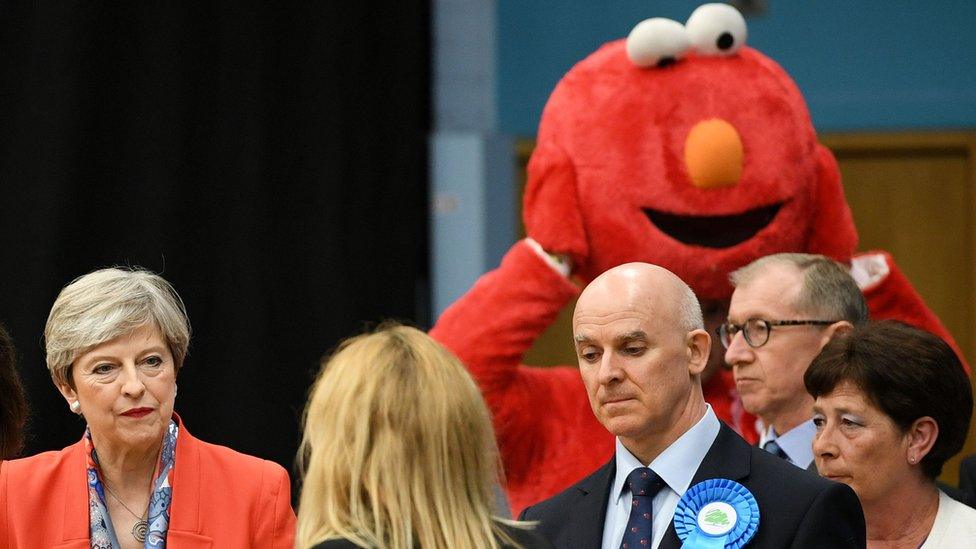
<box><xmin>297</xmin><ymin>324</ymin><xmax>521</xmax><ymax>549</ymax></box>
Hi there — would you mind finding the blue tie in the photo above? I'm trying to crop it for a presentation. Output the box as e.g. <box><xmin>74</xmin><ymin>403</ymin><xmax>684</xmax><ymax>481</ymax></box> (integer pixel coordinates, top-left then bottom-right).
<box><xmin>762</xmin><ymin>439</ymin><xmax>789</xmax><ymax>461</ymax></box>
<box><xmin>620</xmin><ymin>467</ymin><xmax>665</xmax><ymax>549</ymax></box>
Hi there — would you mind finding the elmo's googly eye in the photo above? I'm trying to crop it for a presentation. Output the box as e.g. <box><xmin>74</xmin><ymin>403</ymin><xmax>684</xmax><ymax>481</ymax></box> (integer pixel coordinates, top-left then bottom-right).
<box><xmin>686</xmin><ymin>3</ymin><xmax>747</xmax><ymax>56</ymax></box>
<box><xmin>626</xmin><ymin>18</ymin><xmax>691</xmax><ymax>68</ymax></box>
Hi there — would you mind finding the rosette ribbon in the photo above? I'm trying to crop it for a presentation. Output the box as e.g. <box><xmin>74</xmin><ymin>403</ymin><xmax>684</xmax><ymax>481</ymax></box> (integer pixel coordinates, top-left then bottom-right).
<box><xmin>674</xmin><ymin>478</ymin><xmax>759</xmax><ymax>549</ymax></box>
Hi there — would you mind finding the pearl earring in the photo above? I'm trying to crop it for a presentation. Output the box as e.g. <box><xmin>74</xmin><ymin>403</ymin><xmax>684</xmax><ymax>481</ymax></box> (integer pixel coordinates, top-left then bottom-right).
<box><xmin>70</xmin><ymin>400</ymin><xmax>81</xmax><ymax>413</ymax></box>
<box><xmin>909</xmin><ymin>456</ymin><xmax>917</xmax><ymax>464</ymax></box>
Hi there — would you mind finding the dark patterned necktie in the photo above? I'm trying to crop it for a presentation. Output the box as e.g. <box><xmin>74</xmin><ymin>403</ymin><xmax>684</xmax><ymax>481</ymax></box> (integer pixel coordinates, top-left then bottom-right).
<box><xmin>620</xmin><ymin>467</ymin><xmax>665</xmax><ymax>549</ymax></box>
<box><xmin>762</xmin><ymin>439</ymin><xmax>789</xmax><ymax>461</ymax></box>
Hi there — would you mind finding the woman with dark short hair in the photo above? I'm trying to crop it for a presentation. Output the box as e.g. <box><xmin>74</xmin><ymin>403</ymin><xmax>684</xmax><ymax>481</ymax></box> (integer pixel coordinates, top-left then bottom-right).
<box><xmin>0</xmin><ymin>323</ymin><xmax>28</xmax><ymax>460</ymax></box>
<box><xmin>806</xmin><ymin>320</ymin><xmax>975</xmax><ymax>548</ymax></box>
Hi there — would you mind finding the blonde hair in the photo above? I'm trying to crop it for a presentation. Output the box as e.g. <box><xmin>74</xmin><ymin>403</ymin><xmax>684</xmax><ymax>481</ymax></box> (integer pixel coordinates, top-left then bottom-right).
<box><xmin>296</xmin><ymin>324</ymin><xmax>526</xmax><ymax>549</ymax></box>
<box><xmin>44</xmin><ymin>267</ymin><xmax>191</xmax><ymax>387</ymax></box>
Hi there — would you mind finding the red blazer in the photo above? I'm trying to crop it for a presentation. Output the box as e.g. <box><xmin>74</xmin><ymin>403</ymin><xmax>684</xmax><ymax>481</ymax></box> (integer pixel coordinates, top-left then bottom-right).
<box><xmin>0</xmin><ymin>416</ymin><xmax>295</xmax><ymax>548</ymax></box>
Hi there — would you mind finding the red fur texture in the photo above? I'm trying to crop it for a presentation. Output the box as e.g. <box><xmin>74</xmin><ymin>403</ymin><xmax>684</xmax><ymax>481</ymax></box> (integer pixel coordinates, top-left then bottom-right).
<box><xmin>432</xmin><ymin>34</ymin><xmax>966</xmax><ymax>517</ymax></box>
<box><xmin>858</xmin><ymin>251</ymin><xmax>968</xmax><ymax>374</ymax></box>
<box><xmin>430</xmin><ymin>243</ymin><xmax>612</xmax><ymax>515</ymax></box>
<box><xmin>525</xmin><ymin>44</ymin><xmax>858</xmax><ymax>298</ymax></box>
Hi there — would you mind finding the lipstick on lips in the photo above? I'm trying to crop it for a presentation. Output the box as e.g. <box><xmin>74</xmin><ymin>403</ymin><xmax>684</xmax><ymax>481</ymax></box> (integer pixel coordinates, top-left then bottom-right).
<box><xmin>121</xmin><ymin>407</ymin><xmax>153</xmax><ymax>418</ymax></box>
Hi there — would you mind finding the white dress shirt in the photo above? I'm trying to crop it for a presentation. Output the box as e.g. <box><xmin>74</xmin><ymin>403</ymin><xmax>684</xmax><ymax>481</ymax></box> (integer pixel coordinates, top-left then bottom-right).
<box><xmin>757</xmin><ymin>418</ymin><xmax>816</xmax><ymax>469</ymax></box>
<box><xmin>602</xmin><ymin>405</ymin><xmax>721</xmax><ymax>549</ymax></box>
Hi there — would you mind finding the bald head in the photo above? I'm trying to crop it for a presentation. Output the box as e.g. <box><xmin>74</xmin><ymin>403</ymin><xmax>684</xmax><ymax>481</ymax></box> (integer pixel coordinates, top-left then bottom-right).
<box><xmin>576</xmin><ymin>263</ymin><xmax>703</xmax><ymax>333</ymax></box>
<box><xmin>572</xmin><ymin>263</ymin><xmax>711</xmax><ymax>460</ymax></box>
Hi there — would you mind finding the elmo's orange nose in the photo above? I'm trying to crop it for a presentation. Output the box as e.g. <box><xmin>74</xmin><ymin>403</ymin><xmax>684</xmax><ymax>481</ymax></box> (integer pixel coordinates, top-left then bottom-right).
<box><xmin>684</xmin><ymin>119</ymin><xmax>743</xmax><ymax>189</ymax></box>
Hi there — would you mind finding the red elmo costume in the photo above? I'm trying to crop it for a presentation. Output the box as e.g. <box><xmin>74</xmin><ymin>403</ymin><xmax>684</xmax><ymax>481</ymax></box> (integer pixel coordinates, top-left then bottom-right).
<box><xmin>430</xmin><ymin>4</ymin><xmax>966</xmax><ymax>516</ymax></box>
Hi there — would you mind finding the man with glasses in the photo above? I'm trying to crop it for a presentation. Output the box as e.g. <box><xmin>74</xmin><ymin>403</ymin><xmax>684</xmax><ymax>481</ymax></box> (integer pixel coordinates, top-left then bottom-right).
<box><xmin>721</xmin><ymin>253</ymin><xmax>868</xmax><ymax>469</ymax></box>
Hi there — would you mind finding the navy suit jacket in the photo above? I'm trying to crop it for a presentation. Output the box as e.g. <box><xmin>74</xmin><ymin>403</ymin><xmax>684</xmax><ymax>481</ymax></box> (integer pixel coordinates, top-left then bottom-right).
<box><xmin>520</xmin><ymin>423</ymin><xmax>865</xmax><ymax>548</ymax></box>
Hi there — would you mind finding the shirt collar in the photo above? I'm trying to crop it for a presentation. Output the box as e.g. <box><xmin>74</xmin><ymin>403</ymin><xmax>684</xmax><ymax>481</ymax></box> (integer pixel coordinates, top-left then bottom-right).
<box><xmin>612</xmin><ymin>404</ymin><xmax>721</xmax><ymax>502</ymax></box>
<box><xmin>760</xmin><ymin>419</ymin><xmax>816</xmax><ymax>467</ymax></box>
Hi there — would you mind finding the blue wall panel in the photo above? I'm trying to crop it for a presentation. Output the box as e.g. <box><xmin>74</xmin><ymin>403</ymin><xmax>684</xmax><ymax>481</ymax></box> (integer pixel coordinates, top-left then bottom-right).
<box><xmin>498</xmin><ymin>1</ymin><xmax>976</xmax><ymax>134</ymax></box>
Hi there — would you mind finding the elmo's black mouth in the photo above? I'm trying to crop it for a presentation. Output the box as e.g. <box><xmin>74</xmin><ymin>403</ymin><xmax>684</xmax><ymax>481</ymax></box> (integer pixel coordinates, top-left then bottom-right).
<box><xmin>643</xmin><ymin>203</ymin><xmax>782</xmax><ymax>248</ymax></box>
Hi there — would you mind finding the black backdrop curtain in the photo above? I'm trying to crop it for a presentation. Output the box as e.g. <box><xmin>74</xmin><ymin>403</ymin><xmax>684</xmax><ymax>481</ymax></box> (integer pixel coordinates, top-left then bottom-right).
<box><xmin>0</xmin><ymin>2</ymin><xmax>430</xmax><ymax>478</ymax></box>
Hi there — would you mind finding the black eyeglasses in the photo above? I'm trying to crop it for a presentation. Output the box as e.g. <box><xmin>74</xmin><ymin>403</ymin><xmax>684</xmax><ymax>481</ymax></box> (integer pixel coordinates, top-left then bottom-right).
<box><xmin>716</xmin><ymin>318</ymin><xmax>837</xmax><ymax>349</ymax></box>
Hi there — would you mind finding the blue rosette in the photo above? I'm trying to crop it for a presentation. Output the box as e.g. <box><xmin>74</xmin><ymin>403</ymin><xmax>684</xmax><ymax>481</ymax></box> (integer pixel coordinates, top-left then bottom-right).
<box><xmin>674</xmin><ymin>479</ymin><xmax>759</xmax><ymax>549</ymax></box>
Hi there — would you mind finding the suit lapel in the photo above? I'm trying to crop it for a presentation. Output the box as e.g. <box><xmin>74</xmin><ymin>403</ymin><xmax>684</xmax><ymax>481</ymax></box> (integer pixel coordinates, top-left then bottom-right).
<box><xmin>687</xmin><ymin>424</ymin><xmax>751</xmax><ymax>485</ymax></box>
<box><xmin>167</xmin><ymin>416</ymin><xmax>214</xmax><ymax>547</ymax></box>
<box><xmin>51</xmin><ymin>417</ymin><xmax>214</xmax><ymax>548</ymax></box>
<box><xmin>561</xmin><ymin>459</ymin><xmax>616</xmax><ymax>548</ymax></box>
<box><xmin>57</xmin><ymin>440</ymin><xmax>90</xmax><ymax>546</ymax></box>
<box><xmin>658</xmin><ymin>423</ymin><xmax>752</xmax><ymax>549</ymax></box>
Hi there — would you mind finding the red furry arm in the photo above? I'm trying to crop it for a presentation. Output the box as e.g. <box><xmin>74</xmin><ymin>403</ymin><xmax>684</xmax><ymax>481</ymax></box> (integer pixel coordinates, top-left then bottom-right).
<box><xmin>856</xmin><ymin>251</ymin><xmax>970</xmax><ymax>375</ymax></box>
<box><xmin>430</xmin><ymin>241</ymin><xmax>608</xmax><ymax>500</ymax></box>
<box><xmin>430</xmin><ymin>240</ymin><xmax>580</xmax><ymax>390</ymax></box>
<box><xmin>430</xmin><ymin>239</ymin><xmax>580</xmax><ymax>389</ymax></box>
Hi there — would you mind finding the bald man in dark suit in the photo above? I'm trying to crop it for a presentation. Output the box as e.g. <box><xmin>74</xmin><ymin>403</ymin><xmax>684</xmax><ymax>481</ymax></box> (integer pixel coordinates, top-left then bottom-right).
<box><xmin>519</xmin><ymin>263</ymin><xmax>865</xmax><ymax>548</ymax></box>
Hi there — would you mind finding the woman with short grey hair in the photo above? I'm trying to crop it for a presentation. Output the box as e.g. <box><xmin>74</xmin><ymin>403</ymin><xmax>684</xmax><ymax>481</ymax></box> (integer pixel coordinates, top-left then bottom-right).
<box><xmin>0</xmin><ymin>267</ymin><xmax>295</xmax><ymax>548</ymax></box>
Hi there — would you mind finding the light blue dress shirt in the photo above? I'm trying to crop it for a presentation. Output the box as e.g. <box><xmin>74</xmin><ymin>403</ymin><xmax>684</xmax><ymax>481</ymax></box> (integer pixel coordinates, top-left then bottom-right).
<box><xmin>601</xmin><ymin>405</ymin><xmax>721</xmax><ymax>549</ymax></box>
<box><xmin>757</xmin><ymin>418</ymin><xmax>816</xmax><ymax>469</ymax></box>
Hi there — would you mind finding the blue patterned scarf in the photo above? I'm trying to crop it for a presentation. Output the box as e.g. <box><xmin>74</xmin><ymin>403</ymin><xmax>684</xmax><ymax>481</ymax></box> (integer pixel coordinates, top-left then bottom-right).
<box><xmin>85</xmin><ymin>420</ymin><xmax>178</xmax><ymax>549</ymax></box>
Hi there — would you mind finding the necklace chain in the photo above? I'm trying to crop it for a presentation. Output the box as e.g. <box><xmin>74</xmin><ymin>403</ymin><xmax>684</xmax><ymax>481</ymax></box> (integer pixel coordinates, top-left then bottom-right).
<box><xmin>102</xmin><ymin>479</ymin><xmax>150</xmax><ymax>542</ymax></box>
<box><xmin>102</xmin><ymin>482</ymin><xmax>148</xmax><ymax>521</ymax></box>
<box><xmin>95</xmin><ymin>443</ymin><xmax>162</xmax><ymax>543</ymax></box>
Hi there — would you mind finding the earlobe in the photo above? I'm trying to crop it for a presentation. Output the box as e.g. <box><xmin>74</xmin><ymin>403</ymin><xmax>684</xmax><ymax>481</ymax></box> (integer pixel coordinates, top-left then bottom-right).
<box><xmin>821</xmin><ymin>321</ymin><xmax>853</xmax><ymax>348</ymax></box>
<box><xmin>687</xmin><ymin>330</ymin><xmax>711</xmax><ymax>375</ymax></box>
<box><xmin>907</xmin><ymin>416</ymin><xmax>939</xmax><ymax>464</ymax></box>
<box><xmin>57</xmin><ymin>382</ymin><xmax>78</xmax><ymax>406</ymax></box>
<box><xmin>60</xmin><ymin>383</ymin><xmax>82</xmax><ymax>415</ymax></box>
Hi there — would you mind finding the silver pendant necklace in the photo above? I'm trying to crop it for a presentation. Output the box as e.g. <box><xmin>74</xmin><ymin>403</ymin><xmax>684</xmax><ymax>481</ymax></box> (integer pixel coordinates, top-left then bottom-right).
<box><xmin>103</xmin><ymin>482</ymin><xmax>149</xmax><ymax>542</ymax></box>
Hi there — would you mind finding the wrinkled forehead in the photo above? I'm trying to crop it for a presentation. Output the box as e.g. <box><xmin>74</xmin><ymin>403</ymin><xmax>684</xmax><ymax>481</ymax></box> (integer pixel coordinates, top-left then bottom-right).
<box><xmin>573</xmin><ymin>309</ymin><xmax>651</xmax><ymax>346</ymax></box>
<box><xmin>813</xmin><ymin>380</ymin><xmax>874</xmax><ymax>412</ymax></box>
<box><xmin>729</xmin><ymin>264</ymin><xmax>805</xmax><ymax>319</ymax></box>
